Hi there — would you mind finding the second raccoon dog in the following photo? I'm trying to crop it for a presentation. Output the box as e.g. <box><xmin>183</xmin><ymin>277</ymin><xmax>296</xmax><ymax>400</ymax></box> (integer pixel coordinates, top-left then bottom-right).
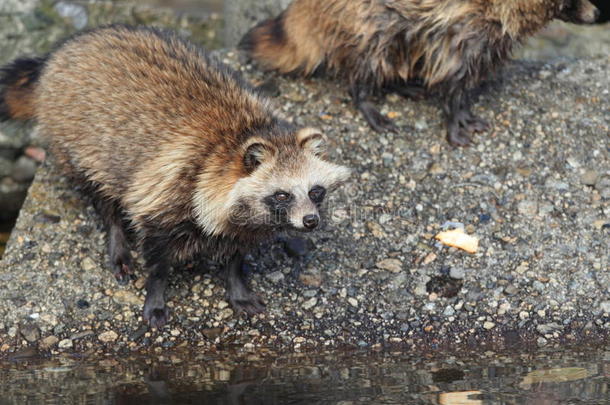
<box><xmin>0</xmin><ymin>26</ymin><xmax>350</xmax><ymax>327</ymax></box>
<box><xmin>241</xmin><ymin>0</ymin><xmax>599</xmax><ymax>146</ymax></box>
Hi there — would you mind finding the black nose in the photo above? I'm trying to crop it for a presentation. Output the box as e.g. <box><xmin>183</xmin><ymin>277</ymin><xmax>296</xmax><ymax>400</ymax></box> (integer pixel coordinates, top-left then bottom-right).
<box><xmin>303</xmin><ymin>214</ymin><xmax>319</xmax><ymax>230</ymax></box>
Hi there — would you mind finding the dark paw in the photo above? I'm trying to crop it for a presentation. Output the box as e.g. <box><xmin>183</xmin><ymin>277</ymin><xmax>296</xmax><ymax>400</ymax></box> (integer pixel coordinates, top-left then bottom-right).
<box><xmin>447</xmin><ymin>126</ymin><xmax>472</xmax><ymax>147</ymax></box>
<box><xmin>111</xmin><ymin>252</ymin><xmax>133</xmax><ymax>285</ymax></box>
<box><xmin>229</xmin><ymin>292</ymin><xmax>266</xmax><ymax>316</ymax></box>
<box><xmin>463</xmin><ymin>113</ymin><xmax>489</xmax><ymax>133</ymax></box>
<box><xmin>143</xmin><ymin>305</ymin><xmax>169</xmax><ymax>329</ymax></box>
<box><xmin>360</xmin><ymin>103</ymin><xmax>399</xmax><ymax>133</ymax></box>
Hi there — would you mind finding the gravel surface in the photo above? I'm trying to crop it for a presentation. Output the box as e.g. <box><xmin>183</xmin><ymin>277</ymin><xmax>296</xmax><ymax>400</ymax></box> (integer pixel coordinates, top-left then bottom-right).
<box><xmin>0</xmin><ymin>52</ymin><xmax>608</xmax><ymax>356</ymax></box>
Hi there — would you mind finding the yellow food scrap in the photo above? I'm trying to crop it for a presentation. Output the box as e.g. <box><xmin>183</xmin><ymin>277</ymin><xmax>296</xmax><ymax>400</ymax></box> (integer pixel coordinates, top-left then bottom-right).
<box><xmin>435</xmin><ymin>228</ymin><xmax>479</xmax><ymax>253</ymax></box>
<box><xmin>439</xmin><ymin>391</ymin><xmax>483</xmax><ymax>405</ymax></box>
<box><xmin>387</xmin><ymin>111</ymin><xmax>400</xmax><ymax>119</ymax></box>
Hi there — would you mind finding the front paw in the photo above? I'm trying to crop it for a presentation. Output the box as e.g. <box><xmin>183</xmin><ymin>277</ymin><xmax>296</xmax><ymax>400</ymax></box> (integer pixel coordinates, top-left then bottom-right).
<box><xmin>359</xmin><ymin>102</ymin><xmax>399</xmax><ymax>133</ymax></box>
<box><xmin>463</xmin><ymin>113</ymin><xmax>489</xmax><ymax>133</ymax></box>
<box><xmin>143</xmin><ymin>303</ymin><xmax>169</xmax><ymax>328</ymax></box>
<box><xmin>447</xmin><ymin>125</ymin><xmax>473</xmax><ymax>147</ymax></box>
<box><xmin>110</xmin><ymin>251</ymin><xmax>133</xmax><ymax>286</ymax></box>
<box><xmin>229</xmin><ymin>291</ymin><xmax>266</xmax><ymax>316</ymax></box>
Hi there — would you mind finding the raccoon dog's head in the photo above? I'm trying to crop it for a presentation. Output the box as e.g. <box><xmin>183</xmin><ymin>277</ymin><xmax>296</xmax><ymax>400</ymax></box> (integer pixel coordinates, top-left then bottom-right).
<box><xmin>229</xmin><ymin>127</ymin><xmax>351</xmax><ymax>232</ymax></box>
<box><xmin>194</xmin><ymin>126</ymin><xmax>350</xmax><ymax>236</ymax></box>
<box><xmin>557</xmin><ymin>0</ymin><xmax>599</xmax><ymax>23</ymax></box>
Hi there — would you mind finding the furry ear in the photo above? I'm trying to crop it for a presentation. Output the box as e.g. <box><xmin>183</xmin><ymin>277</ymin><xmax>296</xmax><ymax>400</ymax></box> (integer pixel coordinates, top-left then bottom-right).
<box><xmin>297</xmin><ymin>128</ymin><xmax>327</xmax><ymax>157</ymax></box>
<box><xmin>243</xmin><ymin>139</ymin><xmax>275</xmax><ymax>173</ymax></box>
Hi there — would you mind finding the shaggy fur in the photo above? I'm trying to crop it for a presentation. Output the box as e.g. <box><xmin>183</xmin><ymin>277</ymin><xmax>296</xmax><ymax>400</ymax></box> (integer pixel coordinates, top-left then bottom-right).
<box><xmin>241</xmin><ymin>0</ymin><xmax>599</xmax><ymax>146</ymax></box>
<box><xmin>0</xmin><ymin>26</ymin><xmax>350</xmax><ymax>327</ymax></box>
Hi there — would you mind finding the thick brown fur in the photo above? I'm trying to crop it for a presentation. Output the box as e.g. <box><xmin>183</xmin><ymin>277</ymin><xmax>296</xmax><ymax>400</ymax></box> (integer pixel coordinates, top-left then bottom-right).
<box><xmin>0</xmin><ymin>26</ymin><xmax>350</xmax><ymax>327</ymax></box>
<box><xmin>241</xmin><ymin>0</ymin><xmax>599</xmax><ymax>146</ymax></box>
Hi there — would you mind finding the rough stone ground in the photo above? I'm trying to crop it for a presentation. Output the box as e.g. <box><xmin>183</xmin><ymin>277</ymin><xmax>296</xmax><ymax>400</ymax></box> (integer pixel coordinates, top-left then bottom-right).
<box><xmin>0</xmin><ymin>52</ymin><xmax>608</xmax><ymax>356</ymax></box>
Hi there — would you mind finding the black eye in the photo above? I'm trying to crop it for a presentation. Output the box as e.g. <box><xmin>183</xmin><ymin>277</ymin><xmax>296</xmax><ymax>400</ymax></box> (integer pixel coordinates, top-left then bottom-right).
<box><xmin>308</xmin><ymin>186</ymin><xmax>326</xmax><ymax>203</ymax></box>
<box><xmin>275</xmin><ymin>192</ymin><xmax>291</xmax><ymax>202</ymax></box>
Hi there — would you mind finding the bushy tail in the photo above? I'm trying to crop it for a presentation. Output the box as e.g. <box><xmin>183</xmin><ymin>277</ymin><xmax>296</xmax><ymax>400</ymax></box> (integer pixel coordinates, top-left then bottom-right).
<box><xmin>0</xmin><ymin>56</ymin><xmax>47</xmax><ymax>121</ymax></box>
<box><xmin>239</xmin><ymin>12</ymin><xmax>322</xmax><ymax>75</ymax></box>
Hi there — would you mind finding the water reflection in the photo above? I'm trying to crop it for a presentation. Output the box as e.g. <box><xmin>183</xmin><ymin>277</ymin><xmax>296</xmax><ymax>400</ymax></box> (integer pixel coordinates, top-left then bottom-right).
<box><xmin>0</xmin><ymin>349</ymin><xmax>607</xmax><ymax>404</ymax></box>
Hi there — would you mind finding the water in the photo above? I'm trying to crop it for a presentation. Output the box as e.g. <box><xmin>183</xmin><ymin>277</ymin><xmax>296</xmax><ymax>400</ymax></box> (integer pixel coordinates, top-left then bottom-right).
<box><xmin>0</xmin><ymin>348</ymin><xmax>607</xmax><ymax>404</ymax></box>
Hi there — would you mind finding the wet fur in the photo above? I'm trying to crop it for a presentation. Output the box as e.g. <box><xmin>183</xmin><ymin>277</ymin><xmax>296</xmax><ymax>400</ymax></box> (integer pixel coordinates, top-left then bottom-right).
<box><xmin>241</xmin><ymin>0</ymin><xmax>599</xmax><ymax>146</ymax></box>
<box><xmin>0</xmin><ymin>26</ymin><xmax>349</xmax><ymax>327</ymax></box>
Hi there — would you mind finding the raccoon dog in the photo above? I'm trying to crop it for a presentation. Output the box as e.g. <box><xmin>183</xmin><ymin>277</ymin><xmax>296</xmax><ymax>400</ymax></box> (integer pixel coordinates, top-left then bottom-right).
<box><xmin>0</xmin><ymin>26</ymin><xmax>350</xmax><ymax>327</ymax></box>
<box><xmin>241</xmin><ymin>0</ymin><xmax>599</xmax><ymax>146</ymax></box>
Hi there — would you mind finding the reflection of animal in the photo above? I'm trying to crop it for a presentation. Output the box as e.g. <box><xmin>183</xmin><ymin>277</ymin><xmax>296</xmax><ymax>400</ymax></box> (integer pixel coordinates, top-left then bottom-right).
<box><xmin>241</xmin><ymin>0</ymin><xmax>599</xmax><ymax>146</ymax></box>
<box><xmin>0</xmin><ymin>26</ymin><xmax>350</xmax><ymax>327</ymax></box>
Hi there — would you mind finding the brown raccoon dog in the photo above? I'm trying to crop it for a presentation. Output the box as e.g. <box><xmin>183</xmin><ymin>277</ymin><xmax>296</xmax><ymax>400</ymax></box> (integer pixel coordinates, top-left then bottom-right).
<box><xmin>0</xmin><ymin>26</ymin><xmax>350</xmax><ymax>328</ymax></box>
<box><xmin>241</xmin><ymin>0</ymin><xmax>599</xmax><ymax>146</ymax></box>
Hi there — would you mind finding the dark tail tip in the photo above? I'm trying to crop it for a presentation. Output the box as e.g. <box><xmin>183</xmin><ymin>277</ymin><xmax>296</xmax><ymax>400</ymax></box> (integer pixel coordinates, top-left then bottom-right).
<box><xmin>0</xmin><ymin>56</ymin><xmax>47</xmax><ymax>121</ymax></box>
<box><xmin>239</xmin><ymin>13</ymin><xmax>286</xmax><ymax>53</ymax></box>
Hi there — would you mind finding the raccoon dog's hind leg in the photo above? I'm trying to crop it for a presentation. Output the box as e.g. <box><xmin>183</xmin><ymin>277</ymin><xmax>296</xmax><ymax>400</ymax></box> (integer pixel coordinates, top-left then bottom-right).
<box><xmin>226</xmin><ymin>254</ymin><xmax>266</xmax><ymax>316</ymax></box>
<box><xmin>92</xmin><ymin>196</ymin><xmax>134</xmax><ymax>285</ymax></box>
<box><xmin>349</xmin><ymin>82</ymin><xmax>398</xmax><ymax>133</ymax></box>
<box><xmin>141</xmin><ymin>231</ymin><xmax>171</xmax><ymax>328</ymax></box>
<box><xmin>444</xmin><ymin>86</ymin><xmax>489</xmax><ymax>147</ymax></box>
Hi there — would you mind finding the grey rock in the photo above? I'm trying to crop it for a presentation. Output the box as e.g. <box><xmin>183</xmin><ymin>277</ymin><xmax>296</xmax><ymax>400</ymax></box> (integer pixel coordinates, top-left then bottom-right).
<box><xmin>54</xmin><ymin>2</ymin><xmax>88</xmax><ymax>30</ymax></box>
<box><xmin>544</xmin><ymin>179</ymin><xmax>570</xmax><ymax>191</ymax></box>
<box><xmin>580</xmin><ymin>169</ymin><xmax>599</xmax><ymax>186</ymax></box>
<box><xmin>0</xmin><ymin>148</ymin><xmax>19</xmax><ymax>160</ymax></box>
<box><xmin>536</xmin><ymin>323</ymin><xmax>563</xmax><ymax>335</ymax></box>
<box><xmin>0</xmin><ymin>125</ymin><xmax>31</xmax><ymax>151</ymax></box>
<box><xmin>11</xmin><ymin>156</ymin><xmax>38</xmax><ymax>183</ymax></box>
<box><xmin>58</xmin><ymin>338</ymin><xmax>73</xmax><ymax>349</ymax></box>
<box><xmin>596</xmin><ymin>176</ymin><xmax>610</xmax><ymax>199</ymax></box>
<box><xmin>517</xmin><ymin>200</ymin><xmax>539</xmax><ymax>216</ymax></box>
<box><xmin>449</xmin><ymin>267</ymin><xmax>465</xmax><ymax>280</ymax></box>
<box><xmin>0</xmin><ymin>158</ymin><xmax>14</xmax><ymax>178</ymax></box>
<box><xmin>0</xmin><ymin>178</ymin><xmax>29</xmax><ymax>217</ymax></box>
<box><xmin>266</xmin><ymin>271</ymin><xmax>284</xmax><ymax>283</ymax></box>
<box><xmin>302</xmin><ymin>297</ymin><xmax>317</xmax><ymax>310</ymax></box>
<box><xmin>0</xmin><ymin>0</ymin><xmax>39</xmax><ymax>14</ymax></box>
<box><xmin>532</xmin><ymin>281</ymin><xmax>546</xmax><ymax>292</ymax></box>
<box><xmin>20</xmin><ymin>324</ymin><xmax>40</xmax><ymax>343</ymax></box>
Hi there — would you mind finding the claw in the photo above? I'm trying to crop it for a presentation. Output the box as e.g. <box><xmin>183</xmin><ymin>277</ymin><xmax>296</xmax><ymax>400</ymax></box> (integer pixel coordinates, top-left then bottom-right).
<box><xmin>447</xmin><ymin>111</ymin><xmax>490</xmax><ymax>147</ymax></box>
<box><xmin>143</xmin><ymin>305</ymin><xmax>169</xmax><ymax>328</ymax></box>
<box><xmin>230</xmin><ymin>293</ymin><xmax>266</xmax><ymax>316</ymax></box>
<box><xmin>358</xmin><ymin>101</ymin><xmax>398</xmax><ymax>133</ymax></box>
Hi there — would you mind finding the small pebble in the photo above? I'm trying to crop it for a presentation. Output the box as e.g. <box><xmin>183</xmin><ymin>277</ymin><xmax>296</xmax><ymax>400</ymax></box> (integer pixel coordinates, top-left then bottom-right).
<box><xmin>81</xmin><ymin>257</ymin><xmax>96</xmax><ymax>272</ymax></box>
<box><xmin>98</xmin><ymin>331</ymin><xmax>119</xmax><ymax>343</ymax></box>
<box><xmin>580</xmin><ymin>169</ymin><xmax>598</xmax><ymax>186</ymax></box>
<box><xmin>376</xmin><ymin>258</ymin><xmax>403</xmax><ymax>273</ymax></box>
<box><xmin>266</xmin><ymin>271</ymin><xmax>284</xmax><ymax>283</ymax></box>
<box><xmin>40</xmin><ymin>335</ymin><xmax>59</xmax><ymax>349</ymax></box>
<box><xmin>449</xmin><ymin>267</ymin><xmax>465</xmax><ymax>280</ymax></box>
<box><xmin>11</xmin><ymin>156</ymin><xmax>38</xmax><ymax>183</ymax></box>
<box><xmin>303</xmin><ymin>297</ymin><xmax>317</xmax><ymax>310</ymax></box>
<box><xmin>58</xmin><ymin>339</ymin><xmax>73</xmax><ymax>349</ymax></box>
